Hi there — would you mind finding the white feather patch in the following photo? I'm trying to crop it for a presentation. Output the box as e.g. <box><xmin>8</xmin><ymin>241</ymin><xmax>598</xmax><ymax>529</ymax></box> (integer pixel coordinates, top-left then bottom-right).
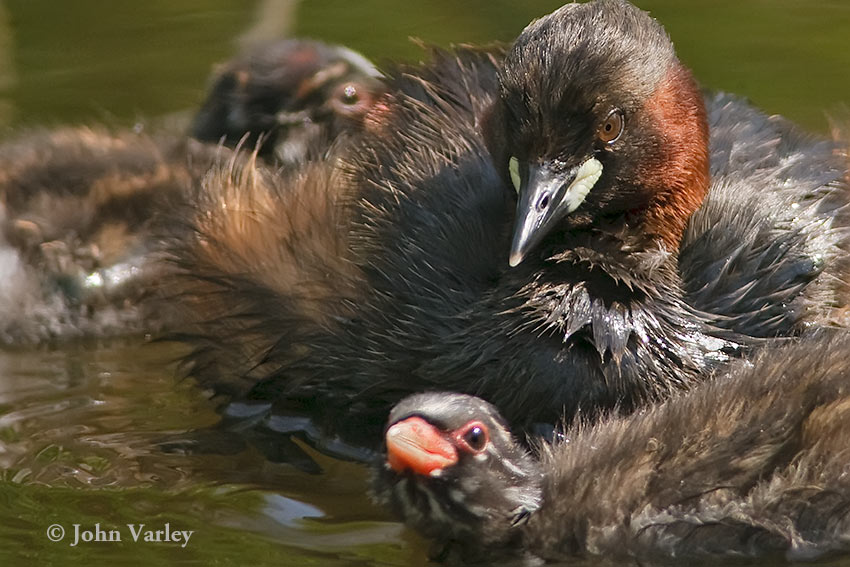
<box><xmin>564</xmin><ymin>157</ymin><xmax>603</xmax><ymax>213</ymax></box>
<box><xmin>509</xmin><ymin>156</ymin><xmax>521</xmax><ymax>193</ymax></box>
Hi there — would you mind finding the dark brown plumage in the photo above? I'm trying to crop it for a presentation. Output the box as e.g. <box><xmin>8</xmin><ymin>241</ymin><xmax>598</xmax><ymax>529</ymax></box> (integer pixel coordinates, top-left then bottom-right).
<box><xmin>166</xmin><ymin>46</ymin><xmax>508</xmax><ymax>452</ymax></box>
<box><xmin>373</xmin><ymin>331</ymin><xmax>850</xmax><ymax>563</ymax></box>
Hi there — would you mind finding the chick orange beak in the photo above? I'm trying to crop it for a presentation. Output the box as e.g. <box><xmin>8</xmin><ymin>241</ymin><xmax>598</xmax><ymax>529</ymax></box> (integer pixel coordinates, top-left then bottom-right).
<box><xmin>385</xmin><ymin>417</ymin><xmax>458</xmax><ymax>476</ymax></box>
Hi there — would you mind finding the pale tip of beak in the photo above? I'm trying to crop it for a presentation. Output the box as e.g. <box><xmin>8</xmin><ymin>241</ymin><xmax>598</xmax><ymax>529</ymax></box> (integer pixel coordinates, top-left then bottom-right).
<box><xmin>508</xmin><ymin>252</ymin><xmax>524</xmax><ymax>268</ymax></box>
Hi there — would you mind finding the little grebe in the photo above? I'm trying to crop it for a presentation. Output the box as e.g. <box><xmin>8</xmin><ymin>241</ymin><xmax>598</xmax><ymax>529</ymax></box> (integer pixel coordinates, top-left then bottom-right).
<box><xmin>0</xmin><ymin>40</ymin><xmax>383</xmax><ymax>344</ymax></box>
<box><xmin>191</xmin><ymin>39</ymin><xmax>383</xmax><ymax>166</ymax></box>
<box><xmin>374</xmin><ymin>331</ymin><xmax>850</xmax><ymax>562</ymax></box>
<box><xmin>168</xmin><ymin>1</ymin><xmax>850</xmax><ymax>454</ymax></box>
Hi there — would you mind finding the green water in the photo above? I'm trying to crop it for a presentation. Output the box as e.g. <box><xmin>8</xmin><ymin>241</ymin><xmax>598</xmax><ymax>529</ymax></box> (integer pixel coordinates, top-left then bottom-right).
<box><xmin>1</xmin><ymin>2</ymin><xmax>849</xmax><ymax>566</ymax></box>
<box><xmin>4</xmin><ymin>1</ymin><xmax>850</xmax><ymax>132</ymax></box>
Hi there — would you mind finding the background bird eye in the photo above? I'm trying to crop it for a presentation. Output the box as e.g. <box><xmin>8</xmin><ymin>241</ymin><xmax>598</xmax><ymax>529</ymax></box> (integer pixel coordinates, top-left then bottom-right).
<box><xmin>338</xmin><ymin>83</ymin><xmax>359</xmax><ymax>105</ymax></box>
<box><xmin>598</xmin><ymin>109</ymin><xmax>624</xmax><ymax>144</ymax></box>
<box><xmin>330</xmin><ymin>82</ymin><xmax>374</xmax><ymax>119</ymax></box>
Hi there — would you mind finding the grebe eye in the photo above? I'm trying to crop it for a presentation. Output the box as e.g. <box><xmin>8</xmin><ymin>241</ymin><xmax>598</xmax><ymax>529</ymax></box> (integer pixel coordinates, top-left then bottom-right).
<box><xmin>508</xmin><ymin>156</ymin><xmax>521</xmax><ymax>193</ymax></box>
<box><xmin>458</xmin><ymin>421</ymin><xmax>489</xmax><ymax>453</ymax></box>
<box><xmin>598</xmin><ymin>109</ymin><xmax>624</xmax><ymax>144</ymax></box>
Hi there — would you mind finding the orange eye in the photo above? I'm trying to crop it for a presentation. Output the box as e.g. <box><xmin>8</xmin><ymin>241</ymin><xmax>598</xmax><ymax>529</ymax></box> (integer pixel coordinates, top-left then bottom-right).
<box><xmin>598</xmin><ymin>109</ymin><xmax>624</xmax><ymax>144</ymax></box>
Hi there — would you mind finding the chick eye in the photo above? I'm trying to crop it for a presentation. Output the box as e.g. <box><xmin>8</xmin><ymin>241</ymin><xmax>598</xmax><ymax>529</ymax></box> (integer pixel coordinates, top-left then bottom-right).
<box><xmin>330</xmin><ymin>82</ymin><xmax>374</xmax><ymax>119</ymax></box>
<box><xmin>508</xmin><ymin>156</ymin><xmax>521</xmax><ymax>193</ymax></box>
<box><xmin>598</xmin><ymin>109</ymin><xmax>624</xmax><ymax>144</ymax></box>
<box><xmin>457</xmin><ymin>421</ymin><xmax>489</xmax><ymax>453</ymax></box>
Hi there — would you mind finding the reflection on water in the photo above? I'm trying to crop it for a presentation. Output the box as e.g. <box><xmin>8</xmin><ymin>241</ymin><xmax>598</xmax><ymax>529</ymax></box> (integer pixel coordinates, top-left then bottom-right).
<box><xmin>0</xmin><ymin>1</ymin><xmax>849</xmax><ymax>566</ymax></box>
<box><xmin>0</xmin><ymin>340</ymin><xmax>423</xmax><ymax>566</ymax></box>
